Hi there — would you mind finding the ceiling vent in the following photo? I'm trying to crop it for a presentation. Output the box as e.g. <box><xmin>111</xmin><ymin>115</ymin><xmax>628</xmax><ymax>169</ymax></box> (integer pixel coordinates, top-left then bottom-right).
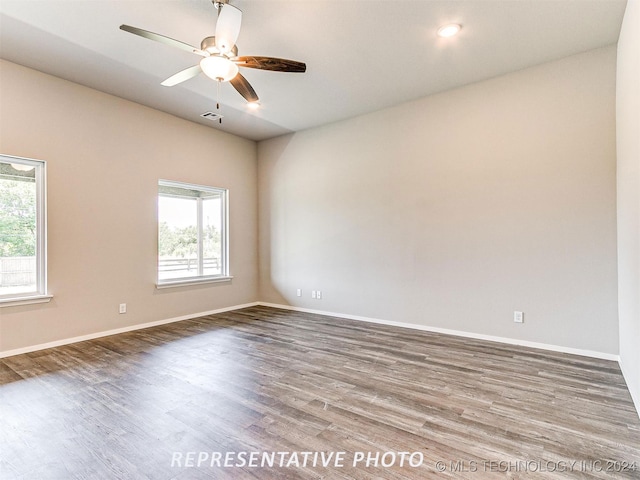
<box><xmin>200</xmin><ymin>111</ymin><xmax>224</xmax><ymax>121</ymax></box>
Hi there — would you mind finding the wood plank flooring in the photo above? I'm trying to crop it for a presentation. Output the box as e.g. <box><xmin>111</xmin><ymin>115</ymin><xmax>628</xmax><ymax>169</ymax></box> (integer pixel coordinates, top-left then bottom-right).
<box><xmin>1</xmin><ymin>306</ymin><xmax>639</xmax><ymax>479</ymax></box>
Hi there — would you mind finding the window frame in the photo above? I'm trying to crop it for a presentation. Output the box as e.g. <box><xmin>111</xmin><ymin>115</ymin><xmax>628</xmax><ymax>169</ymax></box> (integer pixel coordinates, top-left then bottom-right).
<box><xmin>0</xmin><ymin>154</ymin><xmax>51</xmax><ymax>307</ymax></box>
<box><xmin>156</xmin><ymin>179</ymin><xmax>231</xmax><ymax>288</ymax></box>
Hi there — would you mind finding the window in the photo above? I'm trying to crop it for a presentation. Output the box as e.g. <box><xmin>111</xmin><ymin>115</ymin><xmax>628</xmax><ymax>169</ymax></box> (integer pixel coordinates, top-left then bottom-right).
<box><xmin>157</xmin><ymin>180</ymin><xmax>229</xmax><ymax>287</ymax></box>
<box><xmin>0</xmin><ymin>154</ymin><xmax>50</xmax><ymax>306</ymax></box>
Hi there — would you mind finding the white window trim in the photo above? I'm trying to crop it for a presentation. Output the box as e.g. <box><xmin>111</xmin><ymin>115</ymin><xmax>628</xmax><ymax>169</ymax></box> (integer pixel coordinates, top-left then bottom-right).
<box><xmin>155</xmin><ymin>276</ymin><xmax>233</xmax><ymax>289</ymax></box>
<box><xmin>0</xmin><ymin>154</ymin><xmax>50</xmax><ymax>307</ymax></box>
<box><xmin>0</xmin><ymin>294</ymin><xmax>53</xmax><ymax>308</ymax></box>
<box><xmin>156</xmin><ymin>180</ymin><xmax>230</xmax><ymax>288</ymax></box>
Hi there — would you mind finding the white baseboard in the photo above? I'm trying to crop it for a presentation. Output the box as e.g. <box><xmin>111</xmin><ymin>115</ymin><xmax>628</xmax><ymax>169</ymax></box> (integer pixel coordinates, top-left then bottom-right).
<box><xmin>0</xmin><ymin>302</ymin><xmax>260</xmax><ymax>359</ymax></box>
<box><xmin>258</xmin><ymin>302</ymin><xmax>621</xmax><ymax>362</ymax></box>
<box><xmin>618</xmin><ymin>358</ymin><xmax>640</xmax><ymax>420</ymax></box>
<box><xmin>1</xmin><ymin>300</ymin><xmax>620</xmax><ymax>363</ymax></box>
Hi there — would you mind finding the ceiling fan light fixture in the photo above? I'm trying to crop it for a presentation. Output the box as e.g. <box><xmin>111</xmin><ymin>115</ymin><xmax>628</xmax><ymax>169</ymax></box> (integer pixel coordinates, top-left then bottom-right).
<box><xmin>200</xmin><ymin>55</ymin><xmax>239</xmax><ymax>82</ymax></box>
<box><xmin>247</xmin><ymin>101</ymin><xmax>260</xmax><ymax>110</ymax></box>
<box><xmin>437</xmin><ymin>24</ymin><xmax>462</xmax><ymax>38</ymax></box>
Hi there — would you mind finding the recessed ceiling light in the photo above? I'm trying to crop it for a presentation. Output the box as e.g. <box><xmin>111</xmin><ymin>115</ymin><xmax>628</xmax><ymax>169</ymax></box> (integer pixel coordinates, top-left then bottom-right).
<box><xmin>247</xmin><ymin>101</ymin><xmax>260</xmax><ymax>110</ymax></box>
<box><xmin>437</xmin><ymin>24</ymin><xmax>462</xmax><ymax>38</ymax></box>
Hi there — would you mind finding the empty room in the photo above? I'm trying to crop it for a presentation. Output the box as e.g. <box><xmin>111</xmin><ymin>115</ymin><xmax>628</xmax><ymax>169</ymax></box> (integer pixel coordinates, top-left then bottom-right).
<box><xmin>1</xmin><ymin>0</ymin><xmax>639</xmax><ymax>478</ymax></box>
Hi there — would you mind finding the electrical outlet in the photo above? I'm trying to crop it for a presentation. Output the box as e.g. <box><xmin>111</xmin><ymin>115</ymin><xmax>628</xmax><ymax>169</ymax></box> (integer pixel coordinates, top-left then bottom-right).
<box><xmin>316</xmin><ymin>290</ymin><xmax>322</xmax><ymax>299</ymax></box>
<box><xmin>514</xmin><ymin>311</ymin><xmax>524</xmax><ymax>323</ymax></box>
<box><xmin>296</xmin><ymin>289</ymin><xmax>302</xmax><ymax>297</ymax></box>
<box><xmin>119</xmin><ymin>303</ymin><xmax>127</xmax><ymax>314</ymax></box>
<box><xmin>311</xmin><ymin>291</ymin><xmax>317</xmax><ymax>299</ymax></box>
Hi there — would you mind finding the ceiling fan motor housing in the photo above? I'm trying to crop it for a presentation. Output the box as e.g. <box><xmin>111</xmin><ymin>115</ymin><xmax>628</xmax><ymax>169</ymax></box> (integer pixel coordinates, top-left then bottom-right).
<box><xmin>213</xmin><ymin>0</ymin><xmax>229</xmax><ymax>9</ymax></box>
<box><xmin>201</xmin><ymin>36</ymin><xmax>238</xmax><ymax>57</ymax></box>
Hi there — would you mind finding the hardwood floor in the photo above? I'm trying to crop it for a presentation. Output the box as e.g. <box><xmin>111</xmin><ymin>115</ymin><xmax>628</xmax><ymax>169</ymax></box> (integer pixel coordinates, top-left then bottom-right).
<box><xmin>1</xmin><ymin>306</ymin><xmax>639</xmax><ymax>479</ymax></box>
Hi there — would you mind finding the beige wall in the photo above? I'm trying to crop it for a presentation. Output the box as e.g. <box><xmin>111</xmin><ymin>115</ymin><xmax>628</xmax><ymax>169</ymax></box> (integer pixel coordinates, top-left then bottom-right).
<box><xmin>258</xmin><ymin>46</ymin><xmax>619</xmax><ymax>354</ymax></box>
<box><xmin>0</xmin><ymin>60</ymin><xmax>258</xmax><ymax>354</ymax></box>
<box><xmin>617</xmin><ymin>0</ymin><xmax>640</xmax><ymax>413</ymax></box>
<box><xmin>0</xmin><ymin>44</ymin><xmax>623</xmax><ymax>360</ymax></box>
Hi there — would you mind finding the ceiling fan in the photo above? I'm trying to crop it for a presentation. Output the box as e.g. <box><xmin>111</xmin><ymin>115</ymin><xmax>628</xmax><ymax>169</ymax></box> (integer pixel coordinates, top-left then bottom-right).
<box><xmin>120</xmin><ymin>0</ymin><xmax>306</xmax><ymax>106</ymax></box>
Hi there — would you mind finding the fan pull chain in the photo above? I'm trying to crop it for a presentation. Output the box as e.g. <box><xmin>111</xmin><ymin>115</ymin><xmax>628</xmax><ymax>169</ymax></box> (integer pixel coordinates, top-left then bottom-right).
<box><xmin>216</xmin><ymin>79</ymin><xmax>222</xmax><ymax>124</ymax></box>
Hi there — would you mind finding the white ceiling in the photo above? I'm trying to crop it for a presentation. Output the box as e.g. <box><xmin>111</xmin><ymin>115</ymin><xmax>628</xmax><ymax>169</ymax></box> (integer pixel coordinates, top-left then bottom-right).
<box><xmin>0</xmin><ymin>0</ymin><xmax>627</xmax><ymax>141</ymax></box>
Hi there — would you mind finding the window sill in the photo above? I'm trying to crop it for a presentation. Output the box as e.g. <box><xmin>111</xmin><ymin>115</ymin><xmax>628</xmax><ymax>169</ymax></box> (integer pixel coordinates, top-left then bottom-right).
<box><xmin>0</xmin><ymin>294</ymin><xmax>53</xmax><ymax>308</ymax></box>
<box><xmin>156</xmin><ymin>276</ymin><xmax>233</xmax><ymax>289</ymax></box>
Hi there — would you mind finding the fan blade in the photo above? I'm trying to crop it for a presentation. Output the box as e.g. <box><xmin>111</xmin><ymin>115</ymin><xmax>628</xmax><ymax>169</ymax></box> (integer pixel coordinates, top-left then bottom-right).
<box><xmin>161</xmin><ymin>65</ymin><xmax>202</xmax><ymax>86</ymax></box>
<box><xmin>235</xmin><ymin>56</ymin><xmax>306</xmax><ymax>73</ymax></box>
<box><xmin>215</xmin><ymin>4</ymin><xmax>242</xmax><ymax>54</ymax></box>
<box><xmin>230</xmin><ymin>73</ymin><xmax>259</xmax><ymax>102</ymax></box>
<box><xmin>120</xmin><ymin>25</ymin><xmax>207</xmax><ymax>56</ymax></box>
